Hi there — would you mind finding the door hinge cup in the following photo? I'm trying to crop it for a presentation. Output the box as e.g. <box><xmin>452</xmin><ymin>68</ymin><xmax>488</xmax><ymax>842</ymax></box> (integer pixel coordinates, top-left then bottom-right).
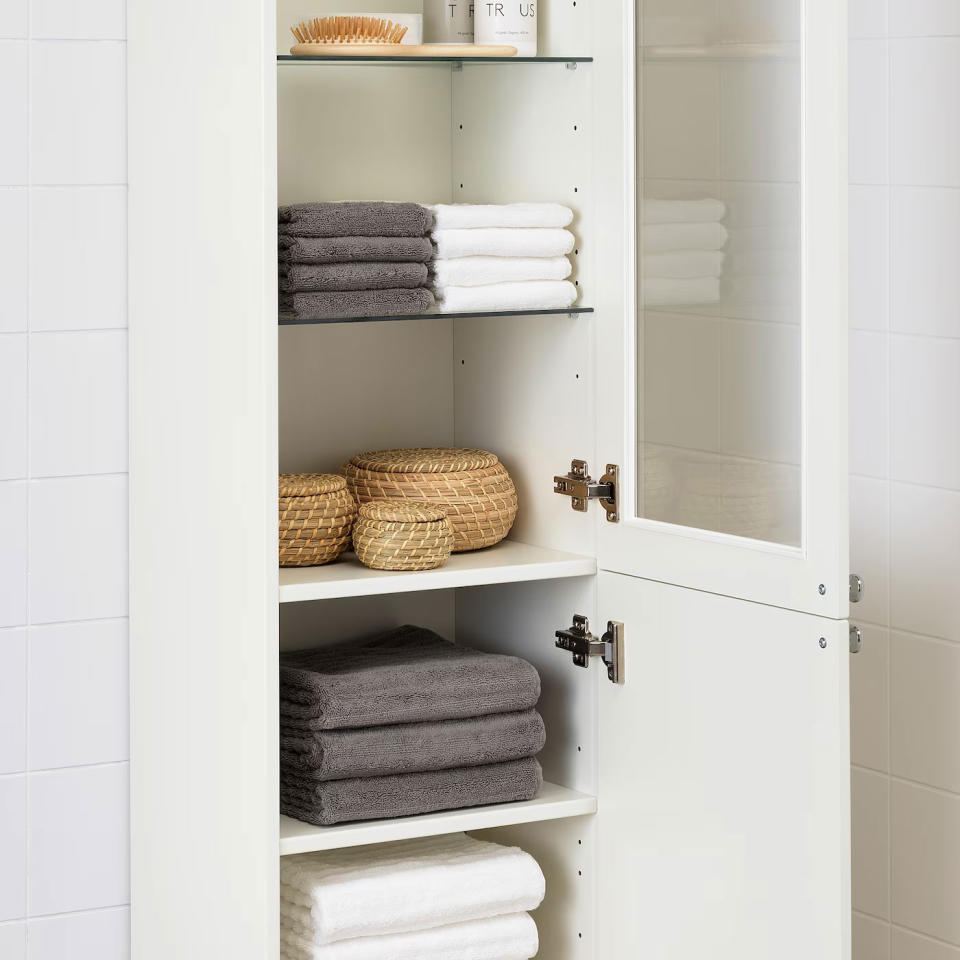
<box><xmin>849</xmin><ymin>573</ymin><xmax>863</xmax><ymax>604</ymax></box>
<box><xmin>555</xmin><ymin>614</ymin><xmax>624</xmax><ymax>684</ymax></box>
<box><xmin>849</xmin><ymin>624</ymin><xmax>862</xmax><ymax>654</ymax></box>
<box><xmin>553</xmin><ymin>459</ymin><xmax>619</xmax><ymax>522</ymax></box>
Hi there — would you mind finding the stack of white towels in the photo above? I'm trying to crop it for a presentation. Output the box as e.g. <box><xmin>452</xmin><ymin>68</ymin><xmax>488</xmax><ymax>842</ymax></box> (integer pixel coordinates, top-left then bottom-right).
<box><xmin>430</xmin><ymin>203</ymin><xmax>578</xmax><ymax>313</ymax></box>
<box><xmin>642</xmin><ymin>198</ymin><xmax>728</xmax><ymax>307</ymax></box>
<box><xmin>280</xmin><ymin>833</ymin><xmax>546</xmax><ymax>960</ymax></box>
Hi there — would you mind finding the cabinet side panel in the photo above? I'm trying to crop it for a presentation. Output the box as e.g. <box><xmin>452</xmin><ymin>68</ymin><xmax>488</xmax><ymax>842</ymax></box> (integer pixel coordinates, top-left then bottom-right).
<box><xmin>128</xmin><ymin>1</ymin><xmax>279</xmax><ymax>957</ymax></box>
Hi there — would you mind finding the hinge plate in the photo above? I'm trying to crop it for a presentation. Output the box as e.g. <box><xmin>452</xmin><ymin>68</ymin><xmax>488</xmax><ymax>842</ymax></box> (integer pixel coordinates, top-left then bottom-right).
<box><xmin>555</xmin><ymin>614</ymin><xmax>624</xmax><ymax>684</ymax></box>
<box><xmin>849</xmin><ymin>573</ymin><xmax>863</xmax><ymax>604</ymax></box>
<box><xmin>553</xmin><ymin>459</ymin><xmax>619</xmax><ymax>522</ymax></box>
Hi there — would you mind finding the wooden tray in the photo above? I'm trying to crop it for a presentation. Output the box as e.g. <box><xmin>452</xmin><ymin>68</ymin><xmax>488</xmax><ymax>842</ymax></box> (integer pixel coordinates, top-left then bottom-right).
<box><xmin>289</xmin><ymin>43</ymin><xmax>518</xmax><ymax>57</ymax></box>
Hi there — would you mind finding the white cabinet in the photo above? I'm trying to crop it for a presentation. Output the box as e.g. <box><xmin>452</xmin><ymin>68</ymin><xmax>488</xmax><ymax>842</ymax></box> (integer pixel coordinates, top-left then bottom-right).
<box><xmin>128</xmin><ymin>0</ymin><xmax>849</xmax><ymax>957</ymax></box>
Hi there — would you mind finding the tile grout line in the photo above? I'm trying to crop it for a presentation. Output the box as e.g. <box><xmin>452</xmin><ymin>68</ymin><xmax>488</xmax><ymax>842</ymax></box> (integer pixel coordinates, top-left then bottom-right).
<box><xmin>24</xmin><ymin>3</ymin><xmax>33</xmax><ymax>933</ymax></box>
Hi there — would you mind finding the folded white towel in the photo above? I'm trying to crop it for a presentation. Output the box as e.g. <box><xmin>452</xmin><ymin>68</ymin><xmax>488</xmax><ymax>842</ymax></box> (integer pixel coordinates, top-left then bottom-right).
<box><xmin>643</xmin><ymin>198</ymin><xmax>726</xmax><ymax>225</ymax></box>
<box><xmin>433</xmin><ymin>256</ymin><xmax>572</xmax><ymax>288</ymax></box>
<box><xmin>279</xmin><ymin>834</ymin><xmax>545</xmax><ymax>946</ymax></box>
<box><xmin>643</xmin><ymin>222</ymin><xmax>728</xmax><ymax>254</ymax></box>
<box><xmin>643</xmin><ymin>276</ymin><xmax>720</xmax><ymax>306</ymax></box>
<box><xmin>438</xmin><ymin>280</ymin><xmax>578</xmax><ymax>313</ymax></box>
<box><xmin>432</xmin><ymin>203</ymin><xmax>573</xmax><ymax>230</ymax></box>
<box><xmin>280</xmin><ymin>913</ymin><xmax>539</xmax><ymax>960</ymax></box>
<box><xmin>643</xmin><ymin>251</ymin><xmax>725</xmax><ymax>279</ymax></box>
<box><xmin>433</xmin><ymin>228</ymin><xmax>576</xmax><ymax>260</ymax></box>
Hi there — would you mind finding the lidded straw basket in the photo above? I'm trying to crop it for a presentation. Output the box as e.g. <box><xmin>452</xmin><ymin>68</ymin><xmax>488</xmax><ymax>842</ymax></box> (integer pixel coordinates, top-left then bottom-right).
<box><xmin>278</xmin><ymin>473</ymin><xmax>356</xmax><ymax>567</ymax></box>
<box><xmin>353</xmin><ymin>499</ymin><xmax>454</xmax><ymax>571</ymax></box>
<box><xmin>341</xmin><ymin>448</ymin><xmax>517</xmax><ymax>552</ymax></box>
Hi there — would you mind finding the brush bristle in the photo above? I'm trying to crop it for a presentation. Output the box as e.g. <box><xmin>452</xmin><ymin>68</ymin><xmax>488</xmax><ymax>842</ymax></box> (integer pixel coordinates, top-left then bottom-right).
<box><xmin>291</xmin><ymin>15</ymin><xmax>409</xmax><ymax>44</ymax></box>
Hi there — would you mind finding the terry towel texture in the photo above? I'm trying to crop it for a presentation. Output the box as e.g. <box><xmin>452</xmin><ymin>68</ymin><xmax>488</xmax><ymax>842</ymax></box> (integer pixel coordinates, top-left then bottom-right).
<box><xmin>280</xmin><ymin>288</ymin><xmax>435</xmax><ymax>320</ymax></box>
<box><xmin>281</xmin><ymin>710</ymin><xmax>546</xmax><ymax>781</ymax></box>
<box><xmin>643</xmin><ymin>197</ymin><xmax>727</xmax><ymax>224</ymax></box>
<box><xmin>643</xmin><ymin>276</ymin><xmax>720</xmax><ymax>306</ymax></box>
<box><xmin>432</xmin><ymin>255</ymin><xmax>572</xmax><ymax>288</ymax></box>
<box><xmin>279</xmin><ymin>235</ymin><xmax>434</xmax><ymax>264</ymax></box>
<box><xmin>643</xmin><ymin>222</ymin><xmax>729</xmax><ymax>254</ymax></box>
<box><xmin>438</xmin><ymin>280</ymin><xmax>578</xmax><ymax>313</ymax></box>
<box><xmin>433</xmin><ymin>227</ymin><xmax>576</xmax><ymax>260</ymax></box>
<box><xmin>431</xmin><ymin>202</ymin><xmax>573</xmax><ymax>230</ymax></box>
<box><xmin>280</xmin><ymin>626</ymin><xmax>541</xmax><ymax>731</ymax></box>
<box><xmin>279</xmin><ymin>202</ymin><xmax>433</xmax><ymax>238</ymax></box>
<box><xmin>280</xmin><ymin>758</ymin><xmax>543</xmax><ymax>826</ymax></box>
<box><xmin>280</xmin><ymin>262</ymin><xmax>429</xmax><ymax>293</ymax></box>
<box><xmin>280</xmin><ymin>913</ymin><xmax>539</xmax><ymax>960</ymax></box>
<box><xmin>279</xmin><ymin>833</ymin><xmax>545</xmax><ymax>943</ymax></box>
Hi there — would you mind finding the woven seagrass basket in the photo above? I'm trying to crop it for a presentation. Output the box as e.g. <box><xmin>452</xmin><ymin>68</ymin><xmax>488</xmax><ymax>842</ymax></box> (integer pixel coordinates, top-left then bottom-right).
<box><xmin>353</xmin><ymin>499</ymin><xmax>454</xmax><ymax>571</ymax></box>
<box><xmin>279</xmin><ymin>474</ymin><xmax>357</xmax><ymax>567</ymax></box>
<box><xmin>341</xmin><ymin>448</ymin><xmax>517</xmax><ymax>552</ymax></box>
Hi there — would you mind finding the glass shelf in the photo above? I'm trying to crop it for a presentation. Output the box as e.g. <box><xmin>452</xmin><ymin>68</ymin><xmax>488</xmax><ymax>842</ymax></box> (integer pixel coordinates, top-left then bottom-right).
<box><xmin>279</xmin><ymin>306</ymin><xmax>593</xmax><ymax>325</ymax></box>
<box><xmin>277</xmin><ymin>54</ymin><xmax>592</xmax><ymax>65</ymax></box>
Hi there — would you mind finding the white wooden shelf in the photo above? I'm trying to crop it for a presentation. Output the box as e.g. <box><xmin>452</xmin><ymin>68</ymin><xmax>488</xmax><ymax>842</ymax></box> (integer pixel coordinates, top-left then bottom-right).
<box><xmin>279</xmin><ymin>782</ymin><xmax>597</xmax><ymax>855</ymax></box>
<box><xmin>279</xmin><ymin>540</ymin><xmax>597</xmax><ymax>602</ymax></box>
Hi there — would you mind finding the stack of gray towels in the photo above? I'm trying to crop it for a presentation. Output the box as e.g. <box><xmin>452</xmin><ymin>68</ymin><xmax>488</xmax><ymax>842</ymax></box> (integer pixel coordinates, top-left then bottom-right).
<box><xmin>280</xmin><ymin>625</ymin><xmax>546</xmax><ymax>826</ymax></box>
<box><xmin>278</xmin><ymin>202</ymin><xmax>436</xmax><ymax>319</ymax></box>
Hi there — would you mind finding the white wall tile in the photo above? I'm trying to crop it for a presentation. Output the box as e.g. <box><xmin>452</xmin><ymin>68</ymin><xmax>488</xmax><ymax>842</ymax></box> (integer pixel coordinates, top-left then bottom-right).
<box><xmin>851</xmin><ymin>475</ymin><xmax>891</xmax><ymax>627</ymax></box>
<box><xmin>893</xmin><ymin>928</ymin><xmax>960</xmax><ymax>960</ymax></box>
<box><xmin>852</xmin><ymin>767</ymin><xmax>891</xmax><ymax>919</ymax></box>
<box><xmin>28</xmin><ymin>764</ymin><xmax>129</xmax><ymax>915</ymax></box>
<box><xmin>0</xmin><ymin>629</ymin><xmax>26</xmax><ymax>774</ymax></box>
<box><xmin>28</xmin><ymin>475</ymin><xmax>128</xmax><ymax>624</ymax></box>
<box><xmin>889</xmin><ymin>335</ymin><xmax>960</xmax><ymax>489</ymax></box>
<box><xmin>855</xmin><ymin>912</ymin><xmax>892</xmax><ymax>960</ymax></box>
<box><xmin>890</xmin><ymin>187</ymin><xmax>960</xmax><ymax>338</ymax></box>
<box><xmin>852</xmin><ymin>624</ymin><xmax>890</xmax><ymax>773</ymax></box>
<box><xmin>0</xmin><ymin>921</ymin><xmax>26</xmax><ymax>960</ymax></box>
<box><xmin>890</xmin><ymin>39</ymin><xmax>960</xmax><ymax>187</ymax></box>
<box><xmin>0</xmin><ymin>189</ymin><xmax>29</xmax><ymax>332</ymax></box>
<box><xmin>0</xmin><ymin>1</ymin><xmax>27</xmax><ymax>38</ymax></box>
<box><xmin>29</xmin><ymin>331</ymin><xmax>128</xmax><ymax>477</ymax></box>
<box><xmin>891</xmin><ymin>781</ymin><xmax>960</xmax><ymax>945</ymax></box>
<box><xmin>890</xmin><ymin>483</ymin><xmax>960</xmax><ymax>642</ymax></box>
<box><xmin>30</xmin><ymin>42</ymin><xmax>125</xmax><ymax>185</ymax></box>
<box><xmin>31</xmin><ymin>0</ymin><xmax>125</xmax><ymax>40</ymax></box>
<box><xmin>0</xmin><ymin>776</ymin><xmax>26</xmax><ymax>921</ymax></box>
<box><xmin>0</xmin><ymin>482</ymin><xmax>27</xmax><ymax>628</ymax></box>
<box><xmin>889</xmin><ymin>1</ymin><xmax>960</xmax><ymax>38</ymax></box>
<box><xmin>27</xmin><ymin>906</ymin><xmax>129</xmax><ymax>960</ymax></box>
<box><xmin>29</xmin><ymin>186</ymin><xmax>127</xmax><ymax>332</ymax></box>
<box><xmin>28</xmin><ymin>619</ymin><xmax>128</xmax><ymax>770</ymax></box>
<box><xmin>850</xmin><ymin>39</ymin><xmax>890</xmax><ymax>185</ymax></box>
<box><xmin>891</xmin><ymin>631</ymin><xmax>960</xmax><ymax>794</ymax></box>
<box><xmin>850</xmin><ymin>0</ymin><xmax>888</xmax><ymax>38</ymax></box>
<box><xmin>0</xmin><ymin>42</ymin><xmax>28</xmax><ymax>185</ymax></box>
<box><xmin>0</xmin><ymin>334</ymin><xmax>27</xmax><ymax>480</ymax></box>
<box><xmin>850</xmin><ymin>185</ymin><xmax>889</xmax><ymax>332</ymax></box>
<box><xmin>850</xmin><ymin>330</ymin><xmax>889</xmax><ymax>478</ymax></box>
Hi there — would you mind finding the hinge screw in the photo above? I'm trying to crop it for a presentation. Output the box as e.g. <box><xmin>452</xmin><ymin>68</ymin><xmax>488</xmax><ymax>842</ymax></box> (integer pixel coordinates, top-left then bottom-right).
<box><xmin>818</xmin><ymin>584</ymin><xmax>826</xmax><ymax>595</ymax></box>
<box><xmin>819</xmin><ymin>637</ymin><xmax>827</xmax><ymax>649</ymax></box>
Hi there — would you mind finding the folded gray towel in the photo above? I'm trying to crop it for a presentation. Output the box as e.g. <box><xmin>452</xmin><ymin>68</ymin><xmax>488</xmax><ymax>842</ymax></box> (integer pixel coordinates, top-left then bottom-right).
<box><xmin>279</xmin><ymin>262</ymin><xmax>429</xmax><ymax>294</ymax></box>
<box><xmin>278</xmin><ymin>202</ymin><xmax>433</xmax><ymax>238</ymax></box>
<box><xmin>280</xmin><ymin>758</ymin><xmax>543</xmax><ymax>826</ymax></box>
<box><xmin>280</xmin><ymin>287</ymin><xmax>435</xmax><ymax>320</ymax></box>
<box><xmin>279</xmin><ymin>235</ymin><xmax>434</xmax><ymax>264</ymax></box>
<box><xmin>280</xmin><ymin>625</ymin><xmax>541</xmax><ymax>730</ymax></box>
<box><xmin>281</xmin><ymin>709</ymin><xmax>546</xmax><ymax>781</ymax></box>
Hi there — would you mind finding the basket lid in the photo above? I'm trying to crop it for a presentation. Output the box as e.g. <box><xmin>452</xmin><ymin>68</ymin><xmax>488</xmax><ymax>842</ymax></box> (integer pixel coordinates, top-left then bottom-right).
<box><xmin>358</xmin><ymin>499</ymin><xmax>449</xmax><ymax>523</ymax></box>
<box><xmin>348</xmin><ymin>447</ymin><xmax>500</xmax><ymax>475</ymax></box>
<box><xmin>279</xmin><ymin>473</ymin><xmax>347</xmax><ymax>497</ymax></box>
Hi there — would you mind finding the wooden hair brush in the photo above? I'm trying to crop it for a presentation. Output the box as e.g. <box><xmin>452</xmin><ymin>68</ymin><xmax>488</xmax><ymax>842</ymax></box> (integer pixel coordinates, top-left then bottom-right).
<box><xmin>288</xmin><ymin>14</ymin><xmax>518</xmax><ymax>57</ymax></box>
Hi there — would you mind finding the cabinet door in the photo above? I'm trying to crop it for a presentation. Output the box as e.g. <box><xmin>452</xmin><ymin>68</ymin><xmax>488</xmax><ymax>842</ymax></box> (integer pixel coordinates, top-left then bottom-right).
<box><xmin>595</xmin><ymin>572</ymin><xmax>850</xmax><ymax>960</ymax></box>
<box><xmin>592</xmin><ymin>0</ymin><xmax>848</xmax><ymax>618</ymax></box>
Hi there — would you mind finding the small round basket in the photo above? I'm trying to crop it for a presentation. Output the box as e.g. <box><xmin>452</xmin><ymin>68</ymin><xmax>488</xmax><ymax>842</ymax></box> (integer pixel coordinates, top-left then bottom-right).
<box><xmin>341</xmin><ymin>448</ymin><xmax>518</xmax><ymax>552</ymax></box>
<box><xmin>279</xmin><ymin>473</ymin><xmax>356</xmax><ymax>567</ymax></box>
<box><xmin>353</xmin><ymin>499</ymin><xmax>454</xmax><ymax>571</ymax></box>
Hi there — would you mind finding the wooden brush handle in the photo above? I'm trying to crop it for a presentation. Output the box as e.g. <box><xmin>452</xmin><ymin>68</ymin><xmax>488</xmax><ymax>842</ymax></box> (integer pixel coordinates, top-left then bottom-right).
<box><xmin>289</xmin><ymin>43</ymin><xmax>519</xmax><ymax>57</ymax></box>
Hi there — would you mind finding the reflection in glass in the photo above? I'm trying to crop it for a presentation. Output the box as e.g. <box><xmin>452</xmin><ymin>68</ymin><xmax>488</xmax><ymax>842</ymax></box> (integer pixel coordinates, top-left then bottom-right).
<box><xmin>636</xmin><ymin>0</ymin><xmax>802</xmax><ymax>546</ymax></box>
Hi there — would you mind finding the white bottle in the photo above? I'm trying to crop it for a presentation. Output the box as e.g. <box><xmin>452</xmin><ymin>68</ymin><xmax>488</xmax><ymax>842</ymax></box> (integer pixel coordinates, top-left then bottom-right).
<box><xmin>423</xmin><ymin>0</ymin><xmax>474</xmax><ymax>43</ymax></box>
<box><xmin>475</xmin><ymin>0</ymin><xmax>537</xmax><ymax>56</ymax></box>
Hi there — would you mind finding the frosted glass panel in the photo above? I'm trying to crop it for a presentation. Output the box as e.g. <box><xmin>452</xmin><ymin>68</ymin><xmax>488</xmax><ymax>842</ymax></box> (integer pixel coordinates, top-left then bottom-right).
<box><xmin>636</xmin><ymin>0</ymin><xmax>802</xmax><ymax>546</ymax></box>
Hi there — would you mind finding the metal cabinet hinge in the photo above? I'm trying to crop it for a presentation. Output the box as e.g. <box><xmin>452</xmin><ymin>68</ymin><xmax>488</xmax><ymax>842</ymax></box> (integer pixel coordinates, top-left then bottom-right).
<box><xmin>849</xmin><ymin>574</ymin><xmax>863</xmax><ymax>604</ymax></box>
<box><xmin>849</xmin><ymin>624</ymin><xmax>862</xmax><ymax>654</ymax></box>
<box><xmin>555</xmin><ymin>614</ymin><xmax>624</xmax><ymax>684</ymax></box>
<box><xmin>553</xmin><ymin>459</ymin><xmax>619</xmax><ymax>522</ymax></box>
